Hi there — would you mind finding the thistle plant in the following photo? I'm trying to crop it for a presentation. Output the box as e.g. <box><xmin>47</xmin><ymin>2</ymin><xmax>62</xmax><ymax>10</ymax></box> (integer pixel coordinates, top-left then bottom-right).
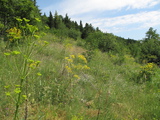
<box><xmin>4</xmin><ymin>17</ymin><xmax>47</xmax><ymax>120</ymax></box>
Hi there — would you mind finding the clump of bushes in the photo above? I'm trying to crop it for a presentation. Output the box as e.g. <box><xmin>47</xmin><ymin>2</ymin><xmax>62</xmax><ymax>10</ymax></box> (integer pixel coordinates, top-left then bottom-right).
<box><xmin>135</xmin><ymin>63</ymin><xmax>157</xmax><ymax>83</ymax></box>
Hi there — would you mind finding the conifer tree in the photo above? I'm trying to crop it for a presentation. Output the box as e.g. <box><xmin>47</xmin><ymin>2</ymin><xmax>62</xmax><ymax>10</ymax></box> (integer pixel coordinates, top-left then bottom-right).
<box><xmin>79</xmin><ymin>20</ymin><xmax>83</xmax><ymax>32</ymax></box>
<box><xmin>53</xmin><ymin>11</ymin><xmax>61</xmax><ymax>29</ymax></box>
<box><xmin>74</xmin><ymin>21</ymin><xmax>79</xmax><ymax>30</ymax></box>
<box><xmin>63</xmin><ymin>14</ymin><xmax>71</xmax><ymax>29</ymax></box>
<box><xmin>81</xmin><ymin>23</ymin><xmax>95</xmax><ymax>39</ymax></box>
<box><xmin>48</xmin><ymin>11</ymin><xmax>54</xmax><ymax>29</ymax></box>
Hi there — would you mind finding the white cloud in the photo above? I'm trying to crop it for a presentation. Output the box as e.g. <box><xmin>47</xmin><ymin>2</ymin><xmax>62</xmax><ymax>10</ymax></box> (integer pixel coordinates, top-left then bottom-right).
<box><xmin>59</xmin><ymin>0</ymin><xmax>160</xmax><ymax>15</ymax></box>
<box><xmin>89</xmin><ymin>10</ymin><xmax>160</xmax><ymax>33</ymax></box>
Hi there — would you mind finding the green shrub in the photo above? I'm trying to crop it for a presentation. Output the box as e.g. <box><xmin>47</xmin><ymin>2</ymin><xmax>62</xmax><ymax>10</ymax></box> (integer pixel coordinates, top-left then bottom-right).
<box><xmin>136</xmin><ymin>63</ymin><xmax>157</xmax><ymax>83</ymax></box>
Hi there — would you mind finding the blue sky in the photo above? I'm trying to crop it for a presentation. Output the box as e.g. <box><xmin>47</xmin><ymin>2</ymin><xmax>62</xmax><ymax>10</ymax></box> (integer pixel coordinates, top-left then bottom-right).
<box><xmin>36</xmin><ymin>0</ymin><xmax>160</xmax><ymax>40</ymax></box>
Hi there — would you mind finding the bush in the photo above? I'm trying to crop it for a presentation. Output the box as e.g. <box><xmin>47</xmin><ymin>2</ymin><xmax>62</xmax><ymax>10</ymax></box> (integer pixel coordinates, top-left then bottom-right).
<box><xmin>68</xmin><ymin>29</ymin><xmax>81</xmax><ymax>40</ymax></box>
<box><xmin>135</xmin><ymin>63</ymin><xmax>157</xmax><ymax>83</ymax></box>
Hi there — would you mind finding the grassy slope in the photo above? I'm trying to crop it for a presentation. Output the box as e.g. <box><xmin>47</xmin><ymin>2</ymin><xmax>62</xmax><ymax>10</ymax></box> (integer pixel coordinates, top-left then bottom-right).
<box><xmin>0</xmin><ymin>34</ymin><xmax>160</xmax><ymax>120</ymax></box>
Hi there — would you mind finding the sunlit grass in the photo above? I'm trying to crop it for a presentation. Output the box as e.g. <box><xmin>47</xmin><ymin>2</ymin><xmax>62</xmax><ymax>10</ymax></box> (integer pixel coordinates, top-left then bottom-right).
<box><xmin>0</xmin><ymin>33</ymin><xmax>160</xmax><ymax>120</ymax></box>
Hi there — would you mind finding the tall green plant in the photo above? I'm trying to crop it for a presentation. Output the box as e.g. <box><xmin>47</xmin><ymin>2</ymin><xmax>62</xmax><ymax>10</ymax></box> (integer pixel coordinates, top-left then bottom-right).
<box><xmin>4</xmin><ymin>18</ymin><xmax>48</xmax><ymax>120</ymax></box>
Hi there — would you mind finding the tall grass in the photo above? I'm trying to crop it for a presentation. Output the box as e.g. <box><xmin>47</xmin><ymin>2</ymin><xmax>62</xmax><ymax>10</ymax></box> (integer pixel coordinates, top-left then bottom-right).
<box><xmin>0</xmin><ymin>33</ymin><xmax>160</xmax><ymax>120</ymax></box>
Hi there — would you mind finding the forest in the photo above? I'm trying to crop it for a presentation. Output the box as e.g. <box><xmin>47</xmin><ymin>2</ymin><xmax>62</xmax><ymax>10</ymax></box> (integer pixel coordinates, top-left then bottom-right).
<box><xmin>0</xmin><ymin>0</ymin><xmax>160</xmax><ymax>120</ymax></box>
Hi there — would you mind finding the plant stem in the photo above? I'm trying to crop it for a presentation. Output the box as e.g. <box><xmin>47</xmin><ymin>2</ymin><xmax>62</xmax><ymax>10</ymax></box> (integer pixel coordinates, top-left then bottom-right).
<box><xmin>13</xmin><ymin>79</ymin><xmax>24</xmax><ymax>120</ymax></box>
<box><xmin>24</xmin><ymin>78</ymin><xmax>28</xmax><ymax>120</ymax></box>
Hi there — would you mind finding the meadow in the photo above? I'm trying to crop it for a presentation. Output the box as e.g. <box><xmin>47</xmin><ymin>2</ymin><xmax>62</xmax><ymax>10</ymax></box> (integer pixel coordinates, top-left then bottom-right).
<box><xmin>0</xmin><ymin>33</ymin><xmax>160</xmax><ymax>120</ymax></box>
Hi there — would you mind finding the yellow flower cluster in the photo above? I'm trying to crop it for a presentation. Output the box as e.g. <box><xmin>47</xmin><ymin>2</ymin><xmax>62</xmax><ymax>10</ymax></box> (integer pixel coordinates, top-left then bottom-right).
<box><xmin>72</xmin><ymin>64</ymin><xmax>90</xmax><ymax>70</ymax></box>
<box><xmin>65</xmin><ymin>65</ymin><xmax>72</xmax><ymax>73</ymax></box>
<box><xmin>27</xmin><ymin>59</ymin><xmax>41</xmax><ymax>69</ymax></box>
<box><xmin>138</xmin><ymin>62</ymin><xmax>156</xmax><ymax>82</ymax></box>
<box><xmin>6</xmin><ymin>27</ymin><xmax>21</xmax><ymax>41</ymax></box>
<box><xmin>124</xmin><ymin>55</ymin><xmax>134</xmax><ymax>61</ymax></box>
<box><xmin>140</xmin><ymin>63</ymin><xmax>156</xmax><ymax>75</ymax></box>
<box><xmin>65</xmin><ymin>43</ymin><xmax>72</xmax><ymax>49</ymax></box>
<box><xmin>78</xmin><ymin>54</ymin><xmax>87</xmax><ymax>63</ymax></box>
<box><xmin>65</xmin><ymin>57</ymin><xmax>73</xmax><ymax>63</ymax></box>
<box><xmin>140</xmin><ymin>63</ymin><xmax>155</xmax><ymax>71</ymax></box>
<box><xmin>73</xmin><ymin>75</ymin><xmax>80</xmax><ymax>79</ymax></box>
<box><xmin>83</xmin><ymin>65</ymin><xmax>90</xmax><ymax>70</ymax></box>
<box><xmin>64</xmin><ymin>54</ymin><xmax>90</xmax><ymax>79</ymax></box>
<box><xmin>4</xmin><ymin>51</ymin><xmax>21</xmax><ymax>56</ymax></box>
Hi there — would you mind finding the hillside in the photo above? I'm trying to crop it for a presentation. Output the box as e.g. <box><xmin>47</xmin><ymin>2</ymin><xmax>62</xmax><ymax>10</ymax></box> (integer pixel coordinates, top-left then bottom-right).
<box><xmin>0</xmin><ymin>33</ymin><xmax>160</xmax><ymax>120</ymax></box>
<box><xmin>0</xmin><ymin>0</ymin><xmax>160</xmax><ymax>119</ymax></box>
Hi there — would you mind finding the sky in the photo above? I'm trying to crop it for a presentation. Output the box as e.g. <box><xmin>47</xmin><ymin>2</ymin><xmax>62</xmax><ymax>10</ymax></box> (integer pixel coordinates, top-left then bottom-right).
<box><xmin>36</xmin><ymin>0</ymin><xmax>160</xmax><ymax>40</ymax></box>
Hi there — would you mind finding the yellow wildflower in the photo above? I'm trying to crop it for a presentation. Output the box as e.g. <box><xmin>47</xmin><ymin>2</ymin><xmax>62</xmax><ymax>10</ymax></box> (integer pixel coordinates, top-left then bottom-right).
<box><xmin>29</xmin><ymin>63</ymin><xmax>36</xmax><ymax>69</ymax></box>
<box><xmin>65</xmin><ymin>57</ymin><xmax>69</xmax><ymax>60</ymax></box>
<box><xmin>65</xmin><ymin>57</ymin><xmax>73</xmax><ymax>63</ymax></box>
<box><xmin>14</xmin><ymin>88</ymin><xmax>21</xmax><ymax>94</ymax></box>
<box><xmin>78</xmin><ymin>55</ymin><xmax>87</xmax><ymax>63</ymax></box>
<box><xmin>65</xmin><ymin>66</ymin><xmax>72</xmax><ymax>73</ymax></box>
<box><xmin>5</xmin><ymin>92</ymin><xmax>11</xmax><ymax>96</ymax></box>
<box><xmin>70</xmin><ymin>55</ymin><xmax>75</xmax><ymax>59</ymax></box>
<box><xmin>73</xmin><ymin>75</ymin><xmax>80</xmax><ymax>79</ymax></box>
<box><xmin>76</xmin><ymin>64</ymin><xmax>83</xmax><ymax>70</ymax></box>
<box><xmin>6</xmin><ymin>27</ymin><xmax>21</xmax><ymax>41</ymax></box>
<box><xmin>83</xmin><ymin>65</ymin><xmax>90</xmax><ymax>70</ymax></box>
<box><xmin>37</xmin><ymin>72</ymin><xmax>42</xmax><ymax>76</ymax></box>
<box><xmin>22</xmin><ymin>95</ymin><xmax>27</xmax><ymax>99</ymax></box>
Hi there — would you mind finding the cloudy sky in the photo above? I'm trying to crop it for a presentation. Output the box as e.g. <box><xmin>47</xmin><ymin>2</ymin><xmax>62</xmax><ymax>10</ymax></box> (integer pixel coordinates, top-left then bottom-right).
<box><xmin>36</xmin><ymin>0</ymin><xmax>160</xmax><ymax>40</ymax></box>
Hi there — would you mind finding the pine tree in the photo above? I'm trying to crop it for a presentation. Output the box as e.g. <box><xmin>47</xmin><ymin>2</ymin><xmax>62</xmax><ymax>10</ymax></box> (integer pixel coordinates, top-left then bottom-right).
<box><xmin>48</xmin><ymin>11</ymin><xmax>54</xmax><ymax>29</ymax></box>
<box><xmin>63</xmin><ymin>14</ymin><xmax>71</xmax><ymax>29</ymax></box>
<box><xmin>53</xmin><ymin>11</ymin><xmax>61</xmax><ymax>29</ymax></box>
<box><xmin>74</xmin><ymin>21</ymin><xmax>79</xmax><ymax>30</ymax></box>
<box><xmin>81</xmin><ymin>23</ymin><xmax>95</xmax><ymax>39</ymax></box>
<box><xmin>79</xmin><ymin>20</ymin><xmax>83</xmax><ymax>32</ymax></box>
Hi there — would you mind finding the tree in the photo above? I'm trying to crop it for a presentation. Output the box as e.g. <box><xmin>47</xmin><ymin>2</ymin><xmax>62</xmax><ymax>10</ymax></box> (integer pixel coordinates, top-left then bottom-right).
<box><xmin>0</xmin><ymin>0</ymin><xmax>41</xmax><ymax>34</ymax></box>
<box><xmin>81</xmin><ymin>23</ymin><xmax>95</xmax><ymax>39</ymax></box>
<box><xmin>145</xmin><ymin>27</ymin><xmax>159</xmax><ymax>40</ymax></box>
<box><xmin>141</xmin><ymin>27</ymin><xmax>160</xmax><ymax>65</ymax></box>
<box><xmin>48</xmin><ymin>11</ymin><xmax>54</xmax><ymax>29</ymax></box>
<box><xmin>63</xmin><ymin>14</ymin><xmax>72</xmax><ymax>29</ymax></box>
<box><xmin>79</xmin><ymin>20</ymin><xmax>83</xmax><ymax>32</ymax></box>
<box><xmin>33</xmin><ymin>0</ymin><xmax>36</xmax><ymax>6</ymax></box>
<box><xmin>74</xmin><ymin>21</ymin><xmax>79</xmax><ymax>30</ymax></box>
<box><xmin>41</xmin><ymin>13</ymin><xmax>48</xmax><ymax>25</ymax></box>
<box><xmin>53</xmin><ymin>11</ymin><xmax>62</xmax><ymax>29</ymax></box>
